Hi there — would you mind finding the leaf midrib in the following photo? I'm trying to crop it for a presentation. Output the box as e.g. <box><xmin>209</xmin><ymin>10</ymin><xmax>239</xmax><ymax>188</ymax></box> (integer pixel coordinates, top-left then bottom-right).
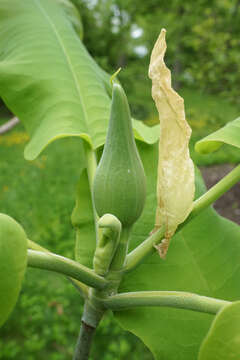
<box><xmin>34</xmin><ymin>0</ymin><xmax>89</xmax><ymax>132</ymax></box>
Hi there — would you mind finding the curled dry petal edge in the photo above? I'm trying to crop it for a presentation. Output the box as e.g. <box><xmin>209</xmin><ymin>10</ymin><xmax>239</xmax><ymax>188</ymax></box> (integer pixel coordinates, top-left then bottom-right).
<box><xmin>148</xmin><ymin>29</ymin><xmax>195</xmax><ymax>258</ymax></box>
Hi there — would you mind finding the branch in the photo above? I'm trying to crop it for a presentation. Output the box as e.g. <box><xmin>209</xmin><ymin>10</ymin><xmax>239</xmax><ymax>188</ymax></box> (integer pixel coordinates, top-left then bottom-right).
<box><xmin>27</xmin><ymin>250</ymin><xmax>108</xmax><ymax>290</ymax></box>
<box><xmin>124</xmin><ymin>226</ymin><xmax>165</xmax><ymax>272</ymax></box>
<box><xmin>125</xmin><ymin>164</ymin><xmax>240</xmax><ymax>272</ymax></box>
<box><xmin>28</xmin><ymin>239</ymin><xmax>88</xmax><ymax>297</ymax></box>
<box><xmin>73</xmin><ymin>301</ymin><xmax>104</xmax><ymax>360</ymax></box>
<box><xmin>102</xmin><ymin>291</ymin><xmax>231</xmax><ymax>315</ymax></box>
<box><xmin>182</xmin><ymin>164</ymin><xmax>240</xmax><ymax>225</ymax></box>
<box><xmin>0</xmin><ymin>117</ymin><xmax>19</xmax><ymax>134</ymax></box>
<box><xmin>73</xmin><ymin>320</ymin><xmax>96</xmax><ymax>360</ymax></box>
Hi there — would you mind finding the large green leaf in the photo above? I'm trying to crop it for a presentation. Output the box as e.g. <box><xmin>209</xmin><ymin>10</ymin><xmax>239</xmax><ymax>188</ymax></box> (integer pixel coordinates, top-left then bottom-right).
<box><xmin>113</xmin><ymin>142</ymin><xmax>240</xmax><ymax>360</ymax></box>
<box><xmin>195</xmin><ymin>117</ymin><xmax>240</xmax><ymax>154</ymax></box>
<box><xmin>0</xmin><ymin>0</ymin><xmax>109</xmax><ymax>160</ymax></box>
<box><xmin>0</xmin><ymin>0</ymin><xmax>158</xmax><ymax>161</ymax></box>
<box><xmin>198</xmin><ymin>301</ymin><xmax>240</xmax><ymax>360</ymax></box>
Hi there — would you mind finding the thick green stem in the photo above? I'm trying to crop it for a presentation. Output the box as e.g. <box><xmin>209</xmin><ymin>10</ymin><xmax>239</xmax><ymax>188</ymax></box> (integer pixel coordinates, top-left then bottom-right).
<box><xmin>73</xmin><ymin>300</ymin><xmax>104</xmax><ymax>360</ymax></box>
<box><xmin>27</xmin><ymin>250</ymin><xmax>107</xmax><ymax>290</ymax></box>
<box><xmin>125</xmin><ymin>164</ymin><xmax>240</xmax><ymax>272</ymax></box>
<box><xmin>102</xmin><ymin>291</ymin><xmax>231</xmax><ymax>315</ymax></box>
<box><xmin>73</xmin><ymin>321</ymin><xmax>95</xmax><ymax>360</ymax></box>
<box><xmin>84</xmin><ymin>144</ymin><xmax>98</xmax><ymax>190</ymax></box>
<box><xmin>84</xmin><ymin>144</ymin><xmax>99</xmax><ymax>233</ymax></box>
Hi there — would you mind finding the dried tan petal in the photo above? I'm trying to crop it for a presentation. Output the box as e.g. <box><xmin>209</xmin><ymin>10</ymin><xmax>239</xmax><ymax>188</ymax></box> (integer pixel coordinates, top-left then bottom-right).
<box><xmin>149</xmin><ymin>29</ymin><xmax>195</xmax><ymax>248</ymax></box>
<box><xmin>154</xmin><ymin>239</ymin><xmax>169</xmax><ymax>259</ymax></box>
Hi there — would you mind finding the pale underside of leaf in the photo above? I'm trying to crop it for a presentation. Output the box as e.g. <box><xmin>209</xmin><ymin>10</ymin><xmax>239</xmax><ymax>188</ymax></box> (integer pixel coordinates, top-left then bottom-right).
<box><xmin>148</xmin><ymin>29</ymin><xmax>195</xmax><ymax>253</ymax></box>
<box><xmin>195</xmin><ymin>116</ymin><xmax>240</xmax><ymax>154</ymax></box>
<box><xmin>133</xmin><ymin>120</ymin><xmax>160</xmax><ymax>145</ymax></box>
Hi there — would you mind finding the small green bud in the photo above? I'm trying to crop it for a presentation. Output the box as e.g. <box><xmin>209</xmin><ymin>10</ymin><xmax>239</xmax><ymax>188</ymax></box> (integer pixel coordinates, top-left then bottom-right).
<box><xmin>93</xmin><ymin>83</ymin><xmax>146</xmax><ymax>228</ymax></box>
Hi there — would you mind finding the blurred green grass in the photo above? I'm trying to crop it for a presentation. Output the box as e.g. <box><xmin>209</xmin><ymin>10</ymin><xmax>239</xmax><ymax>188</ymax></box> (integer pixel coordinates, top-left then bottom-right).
<box><xmin>0</xmin><ymin>87</ymin><xmax>239</xmax><ymax>359</ymax></box>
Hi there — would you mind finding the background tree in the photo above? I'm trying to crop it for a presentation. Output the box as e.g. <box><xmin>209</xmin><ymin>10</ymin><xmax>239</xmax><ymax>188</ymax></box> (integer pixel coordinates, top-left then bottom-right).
<box><xmin>72</xmin><ymin>0</ymin><xmax>240</xmax><ymax>117</ymax></box>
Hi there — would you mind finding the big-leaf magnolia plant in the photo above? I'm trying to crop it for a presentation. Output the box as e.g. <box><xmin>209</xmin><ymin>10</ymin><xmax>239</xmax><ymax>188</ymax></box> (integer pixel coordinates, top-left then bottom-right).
<box><xmin>0</xmin><ymin>1</ymin><xmax>240</xmax><ymax>359</ymax></box>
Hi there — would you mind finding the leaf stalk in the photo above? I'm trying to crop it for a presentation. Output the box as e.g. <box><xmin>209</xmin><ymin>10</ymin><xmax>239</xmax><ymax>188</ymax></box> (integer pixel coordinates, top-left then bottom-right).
<box><xmin>102</xmin><ymin>291</ymin><xmax>231</xmax><ymax>315</ymax></box>
<box><xmin>27</xmin><ymin>250</ymin><xmax>107</xmax><ymax>290</ymax></box>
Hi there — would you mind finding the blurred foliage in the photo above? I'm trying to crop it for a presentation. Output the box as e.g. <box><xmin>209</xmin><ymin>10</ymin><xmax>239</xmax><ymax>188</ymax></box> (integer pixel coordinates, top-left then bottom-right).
<box><xmin>72</xmin><ymin>0</ymin><xmax>240</xmax><ymax>117</ymax></box>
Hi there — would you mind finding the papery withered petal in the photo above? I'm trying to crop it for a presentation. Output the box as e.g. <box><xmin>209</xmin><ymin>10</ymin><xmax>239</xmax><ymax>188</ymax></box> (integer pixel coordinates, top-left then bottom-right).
<box><xmin>149</xmin><ymin>29</ymin><xmax>195</xmax><ymax>245</ymax></box>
